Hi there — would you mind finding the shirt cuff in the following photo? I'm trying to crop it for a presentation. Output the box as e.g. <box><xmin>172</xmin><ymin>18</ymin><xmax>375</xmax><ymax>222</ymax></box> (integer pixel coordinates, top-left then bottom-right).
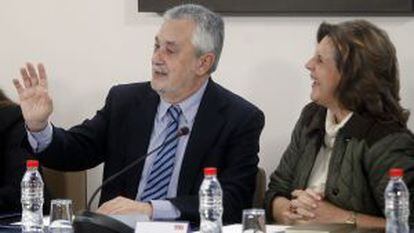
<box><xmin>27</xmin><ymin>122</ymin><xmax>53</xmax><ymax>153</ymax></box>
<box><xmin>150</xmin><ymin>200</ymin><xmax>181</xmax><ymax>220</ymax></box>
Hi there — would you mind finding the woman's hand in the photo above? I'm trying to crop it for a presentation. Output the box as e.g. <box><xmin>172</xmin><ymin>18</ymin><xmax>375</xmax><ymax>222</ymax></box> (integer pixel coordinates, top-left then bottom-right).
<box><xmin>287</xmin><ymin>188</ymin><xmax>322</xmax><ymax>221</ymax></box>
<box><xmin>287</xmin><ymin>189</ymin><xmax>352</xmax><ymax>225</ymax></box>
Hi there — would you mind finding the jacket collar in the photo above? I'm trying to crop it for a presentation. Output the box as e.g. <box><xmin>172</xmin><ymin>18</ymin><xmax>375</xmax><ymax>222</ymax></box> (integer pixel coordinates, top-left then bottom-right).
<box><xmin>304</xmin><ymin>104</ymin><xmax>326</xmax><ymax>137</ymax></box>
<box><xmin>123</xmin><ymin>78</ymin><xmax>228</xmax><ymax>198</ymax></box>
<box><xmin>177</xmin><ymin>78</ymin><xmax>228</xmax><ymax>195</ymax></box>
<box><xmin>304</xmin><ymin>103</ymin><xmax>374</xmax><ymax>141</ymax></box>
<box><xmin>340</xmin><ymin>113</ymin><xmax>374</xmax><ymax>140</ymax></box>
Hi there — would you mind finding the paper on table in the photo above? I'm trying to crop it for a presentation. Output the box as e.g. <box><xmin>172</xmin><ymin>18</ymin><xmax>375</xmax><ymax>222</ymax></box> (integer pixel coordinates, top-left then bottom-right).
<box><xmin>135</xmin><ymin>221</ymin><xmax>190</xmax><ymax>233</ymax></box>
<box><xmin>194</xmin><ymin>224</ymin><xmax>289</xmax><ymax>233</ymax></box>
<box><xmin>109</xmin><ymin>213</ymin><xmax>150</xmax><ymax>229</ymax></box>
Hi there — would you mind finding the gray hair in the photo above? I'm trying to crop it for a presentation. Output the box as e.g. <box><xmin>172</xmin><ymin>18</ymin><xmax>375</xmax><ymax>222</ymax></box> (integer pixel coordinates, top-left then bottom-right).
<box><xmin>164</xmin><ymin>4</ymin><xmax>224</xmax><ymax>73</ymax></box>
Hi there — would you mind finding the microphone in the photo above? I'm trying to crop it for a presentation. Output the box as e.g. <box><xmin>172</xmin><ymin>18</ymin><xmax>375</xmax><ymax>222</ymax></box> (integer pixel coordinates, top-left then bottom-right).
<box><xmin>86</xmin><ymin>126</ymin><xmax>189</xmax><ymax>210</ymax></box>
<box><xmin>73</xmin><ymin>127</ymin><xmax>190</xmax><ymax>233</ymax></box>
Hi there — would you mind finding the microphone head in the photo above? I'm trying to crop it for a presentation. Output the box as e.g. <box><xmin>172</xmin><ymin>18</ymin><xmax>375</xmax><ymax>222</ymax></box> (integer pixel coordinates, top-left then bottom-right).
<box><xmin>178</xmin><ymin>127</ymin><xmax>190</xmax><ymax>136</ymax></box>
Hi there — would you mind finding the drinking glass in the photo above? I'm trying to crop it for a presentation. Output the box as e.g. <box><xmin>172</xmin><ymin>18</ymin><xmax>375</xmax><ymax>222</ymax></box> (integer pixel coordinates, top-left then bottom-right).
<box><xmin>48</xmin><ymin>199</ymin><xmax>73</xmax><ymax>233</ymax></box>
<box><xmin>241</xmin><ymin>208</ymin><xmax>266</xmax><ymax>233</ymax></box>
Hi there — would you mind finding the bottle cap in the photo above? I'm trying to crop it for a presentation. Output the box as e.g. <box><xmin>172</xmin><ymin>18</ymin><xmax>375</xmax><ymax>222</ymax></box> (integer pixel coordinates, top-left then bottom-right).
<box><xmin>389</xmin><ymin>168</ymin><xmax>403</xmax><ymax>177</ymax></box>
<box><xmin>204</xmin><ymin>167</ymin><xmax>217</xmax><ymax>176</ymax></box>
<box><xmin>27</xmin><ymin>160</ymin><xmax>39</xmax><ymax>168</ymax></box>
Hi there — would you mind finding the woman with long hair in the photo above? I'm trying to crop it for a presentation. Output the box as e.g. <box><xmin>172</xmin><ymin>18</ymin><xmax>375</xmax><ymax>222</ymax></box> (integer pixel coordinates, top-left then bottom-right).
<box><xmin>265</xmin><ymin>20</ymin><xmax>414</xmax><ymax>229</ymax></box>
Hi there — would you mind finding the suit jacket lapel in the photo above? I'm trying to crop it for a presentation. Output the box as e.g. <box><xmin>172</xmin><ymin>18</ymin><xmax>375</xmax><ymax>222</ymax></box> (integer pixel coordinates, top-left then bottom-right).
<box><xmin>123</xmin><ymin>84</ymin><xmax>159</xmax><ymax>199</ymax></box>
<box><xmin>177</xmin><ymin>80</ymin><xmax>226</xmax><ymax>196</ymax></box>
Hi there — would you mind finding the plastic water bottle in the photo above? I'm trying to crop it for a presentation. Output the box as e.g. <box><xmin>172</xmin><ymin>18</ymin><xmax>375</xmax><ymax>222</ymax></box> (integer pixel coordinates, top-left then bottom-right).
<box><xmin>199</xmin><ymin>167</ymin><xmax>223</xmax><ymax>233</ymax></box>
<box><xmin>21</xmin><ymin>160</ymin><xmax>44</xmax><ymax>233</ymax></box>
<box><xmin>385</xmin><ymin>168</ymin><xmax>410</xmax><ymax>233</ymax></box>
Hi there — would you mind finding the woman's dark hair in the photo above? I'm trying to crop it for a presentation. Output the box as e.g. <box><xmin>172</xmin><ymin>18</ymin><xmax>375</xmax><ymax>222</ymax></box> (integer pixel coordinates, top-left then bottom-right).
<box><xmin>0</xmin><ymin>89</ymin><xmax>15</xmax><ymax>108</ymax></box>
<box><xmin>317</xmin><ymin>19</ymin><xmax>409</xmax><ymax>127</ymax></box>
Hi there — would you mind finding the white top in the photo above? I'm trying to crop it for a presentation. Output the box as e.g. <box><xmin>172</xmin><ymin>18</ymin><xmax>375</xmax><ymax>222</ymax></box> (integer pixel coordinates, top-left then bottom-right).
<box><xmin>306</xmin><ymin>110</ymin><xmax>353</xmax><ymax>194</ymax></box>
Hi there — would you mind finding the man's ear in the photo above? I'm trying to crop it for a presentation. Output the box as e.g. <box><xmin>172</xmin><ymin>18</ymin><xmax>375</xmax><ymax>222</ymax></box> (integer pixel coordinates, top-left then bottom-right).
<box><xmin>195</xmin><ymin>52</ymin><xmax>215</xmax><ymax>76</ymax></box>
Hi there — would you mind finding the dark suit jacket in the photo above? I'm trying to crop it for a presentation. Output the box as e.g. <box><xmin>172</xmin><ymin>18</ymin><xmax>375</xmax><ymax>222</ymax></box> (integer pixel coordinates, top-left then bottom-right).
<box><xmin>1</xmin><ymin>105</ymin><xmax>51</xmax><ymax>214</ymax></box>
<box><xmin>33</xmin><ymin>80</ymin><xmax>265</xmax><ymax>223</ymax></box>
<box><xmin>0</xmin><ymin>105</ymin><xmax>26</xmax><ymax>212</ymax></box>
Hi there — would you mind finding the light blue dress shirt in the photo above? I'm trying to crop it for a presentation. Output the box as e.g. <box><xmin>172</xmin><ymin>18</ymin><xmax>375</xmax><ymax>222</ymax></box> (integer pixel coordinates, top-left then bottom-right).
<box><xmin>27</xmin><ymin>80</ymin><xmax>208</xmax><ymax>220</ymax></box>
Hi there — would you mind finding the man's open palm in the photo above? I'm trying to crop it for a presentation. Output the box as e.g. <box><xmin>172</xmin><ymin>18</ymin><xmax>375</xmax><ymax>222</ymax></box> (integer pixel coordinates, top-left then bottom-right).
<box><xmin>13</xmin><ymin>63</ymin><xmax>53</xmax><ymax>132</ymax></box>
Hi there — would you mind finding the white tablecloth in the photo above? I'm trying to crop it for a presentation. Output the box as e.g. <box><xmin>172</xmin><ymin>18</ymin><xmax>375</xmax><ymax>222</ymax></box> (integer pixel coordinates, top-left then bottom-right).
<box><xmin>194</xmin><ymin>224</ymin><xmax>289</xmax><ymax>233</ymax></box>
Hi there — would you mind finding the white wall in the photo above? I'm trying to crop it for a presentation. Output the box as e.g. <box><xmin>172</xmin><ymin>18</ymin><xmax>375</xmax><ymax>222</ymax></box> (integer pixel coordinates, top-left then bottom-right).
<box><xmin>1</xmin><ymin>0</ymin><xmax>413</xmax><ymax>209</ymax></box>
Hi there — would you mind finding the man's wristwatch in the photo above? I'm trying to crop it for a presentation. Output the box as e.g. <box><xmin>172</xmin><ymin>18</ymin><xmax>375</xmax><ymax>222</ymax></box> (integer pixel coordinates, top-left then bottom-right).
<box><xmin>345</xmin><ymin>211</ymin><xmax>357</xmax><ymax>225</ymax></box>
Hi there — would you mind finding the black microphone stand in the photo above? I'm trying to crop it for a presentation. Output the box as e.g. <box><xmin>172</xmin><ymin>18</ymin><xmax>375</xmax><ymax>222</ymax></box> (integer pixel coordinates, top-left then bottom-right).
<box><xmin>73</xmin><ymin>127</ymin><xmax>189</xmax><ymax>233</ymax></box>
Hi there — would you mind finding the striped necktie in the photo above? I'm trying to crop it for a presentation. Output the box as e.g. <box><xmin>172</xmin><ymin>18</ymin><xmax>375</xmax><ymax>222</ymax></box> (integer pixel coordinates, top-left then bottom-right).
<box><xmin>140</xmin><ymin>105</ymin><xmax>182</xmax><ymax>201</ymax></box>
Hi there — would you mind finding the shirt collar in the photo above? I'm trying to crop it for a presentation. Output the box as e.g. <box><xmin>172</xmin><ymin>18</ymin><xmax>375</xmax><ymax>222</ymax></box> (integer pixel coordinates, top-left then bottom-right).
<box><xmin>156</xmin><ymin>79</ymin><xmax>209</xmax><ymax>124</ymax></box>
<box><xmin>325</xmin><ymin>109</ymin><xmax>353</xmax><ymax>137</ymax></box>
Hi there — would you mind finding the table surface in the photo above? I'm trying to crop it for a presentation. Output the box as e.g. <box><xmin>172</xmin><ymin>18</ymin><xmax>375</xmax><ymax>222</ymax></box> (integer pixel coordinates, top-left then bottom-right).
<box><xmin>194</xmin><ymin>224</ymin><xmax>288</xmax><ymax>233</ymax></box>
<box><xmin>1</xmin><ymin>215</ymin><xmax>413</xmax><ymax>233</ymax></box>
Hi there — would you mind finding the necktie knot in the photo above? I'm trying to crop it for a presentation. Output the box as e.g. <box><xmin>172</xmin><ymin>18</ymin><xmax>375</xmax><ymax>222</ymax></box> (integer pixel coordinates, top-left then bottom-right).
<box><xmin>168</xmin><ymin>105</ymin><xmax>182</xmax><ymax>123</ymax></box>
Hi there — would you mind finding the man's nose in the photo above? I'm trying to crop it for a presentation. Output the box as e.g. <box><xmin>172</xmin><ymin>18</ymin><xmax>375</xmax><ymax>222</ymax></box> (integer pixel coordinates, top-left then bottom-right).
<box><xmin>152</xmin><ymin>49</ymin><xmax>165</xmax><ymax>65</ymax></box>
<box><xmin>305</xmin><ymin>58</ymin><xmax>313</xmax><ymax>71</ymax></box>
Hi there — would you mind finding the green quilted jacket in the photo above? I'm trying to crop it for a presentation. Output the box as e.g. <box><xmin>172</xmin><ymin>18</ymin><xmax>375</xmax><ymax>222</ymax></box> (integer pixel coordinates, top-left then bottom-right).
<box><xmin>264</xmin><ymin>103</ymin><xmax>414</xmax><ymax>226</ymax></box>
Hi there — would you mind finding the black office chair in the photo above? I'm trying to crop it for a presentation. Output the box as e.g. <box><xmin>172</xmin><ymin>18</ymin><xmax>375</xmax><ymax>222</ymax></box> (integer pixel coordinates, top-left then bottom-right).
<box><xmin>252</xmin><ymin>167</ymin><xmax>266</xmax><ymax>208</ymax></box>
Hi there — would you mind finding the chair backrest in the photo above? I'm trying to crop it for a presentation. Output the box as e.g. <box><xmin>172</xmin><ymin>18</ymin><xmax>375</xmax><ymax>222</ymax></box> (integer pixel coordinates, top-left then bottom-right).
<box><xmin>252</xmin><ymin>167</ymin><xmax>266</xmax><ymax>208</ymax></box>
<box><xmin>42</xmin><ymin>167</ymin><xmax>87</xmax><ymax>211</ymax></box>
